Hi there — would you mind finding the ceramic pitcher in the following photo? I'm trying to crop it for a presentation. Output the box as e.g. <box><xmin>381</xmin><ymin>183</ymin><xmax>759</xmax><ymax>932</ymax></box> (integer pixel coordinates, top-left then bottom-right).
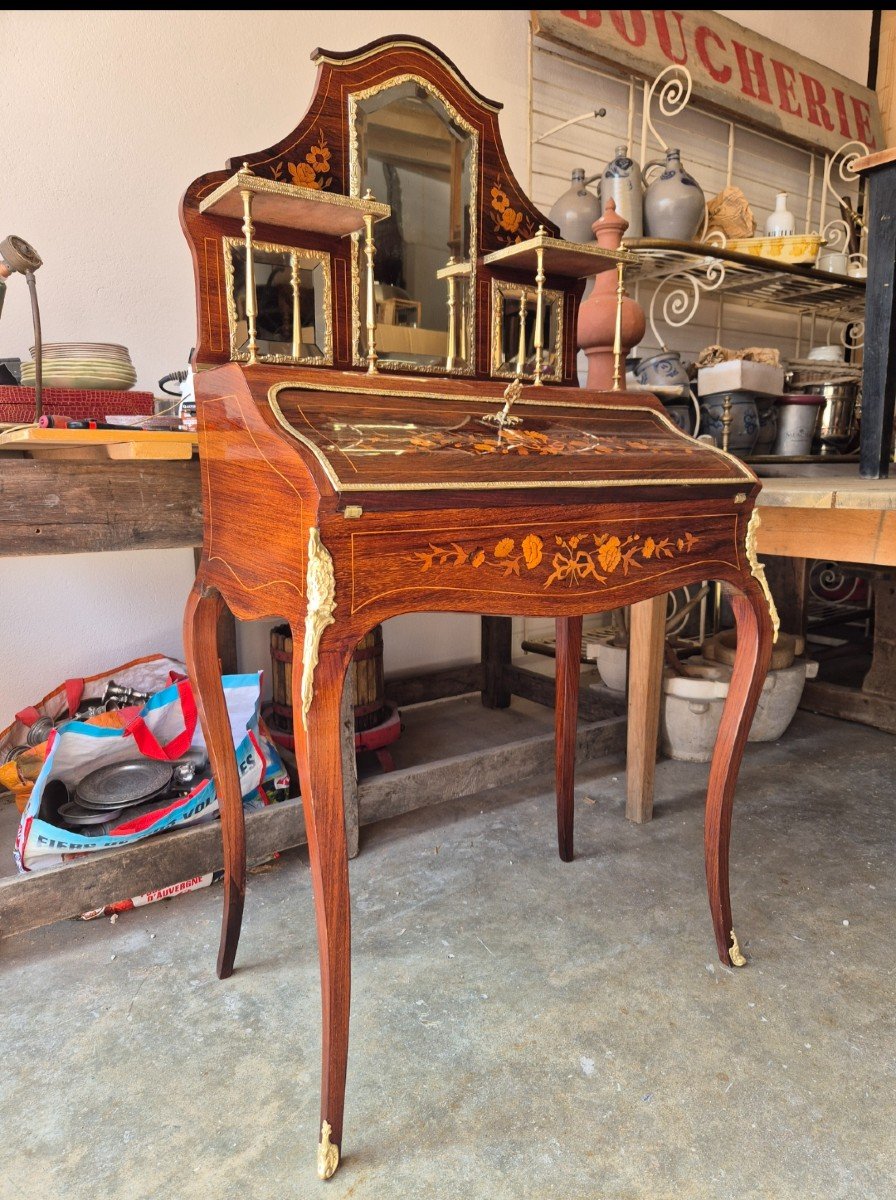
<box><xmin>642</xmin><ymin>148</ymin><xmax>705</xmax><ymax>242</ymax></box>
<box><xmin>599</xmin><ymin>145</ymin><xmax>643</xmax><ymax>240</ymax></box>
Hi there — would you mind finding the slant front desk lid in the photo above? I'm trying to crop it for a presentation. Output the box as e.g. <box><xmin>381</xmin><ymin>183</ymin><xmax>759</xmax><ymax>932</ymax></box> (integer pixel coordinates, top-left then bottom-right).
<box><xmin>267</xmin><ymin>381</ymin><xmax>753</xmax><ymax>493</ymax></box>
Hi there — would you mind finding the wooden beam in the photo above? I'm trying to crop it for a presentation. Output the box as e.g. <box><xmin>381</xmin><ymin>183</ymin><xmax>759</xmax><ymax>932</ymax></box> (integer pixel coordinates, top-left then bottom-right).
<box><xmin>800</xmin><ymin>679</ymin><xmax>896</xmax><ymax>735</ymax></box>
<box><xmin>358</xmin><ymin>714</ymin><xmax>626</xmax><ymax>825</ymax></box>
<box><xmin>384</xmin><ymin>662</ymin><xmax>483</xmax><ymax>706</ymax></box>
<box><xmin>481</xmin><ymin>616</ymin><xmax>513</xmax><ymax>709</ymax></box>
<box><xmin>502</xmin><ymin>664</ymin><xmax>625</xmax><ymax>722</ymax></box>
<box><xmin>763</xmin><ymin>555</ymin><xmax>809</xmax><ymax>640</ymax></box>
<box><xmin>755</xmin><ymin>507</ymin><xmax>896</xmax><ymax>566</ymax></box>
<box><xmin>0</xmin><ymin>458</ymin><xmax>202</xmax><ymax>555</ymax></box>
<box><xmin>626</xmin><ymin>594</ymin><xmax>667</xmax><ymax>824</ymax></box>
<box><xmin>1</xmin><ymin>712</ymin><xmax>626</xmax><ymax>941</ymax></box>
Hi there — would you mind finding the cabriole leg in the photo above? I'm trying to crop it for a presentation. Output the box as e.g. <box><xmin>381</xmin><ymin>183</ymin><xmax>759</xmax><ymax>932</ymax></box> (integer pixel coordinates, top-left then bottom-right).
<box><xmin>290</xmin><ymin>635</ymin><xmax>354</xmax><ymax>1180</ymax></box>
<box><xmin>704</xmin><ymin>583</ymin><xmax>773</xmax><ymax>967</ymax></box>
<box><xmin>184</xmin><ymin>584</ymin><xmax>246</xmax><ymax>979</ymax></box>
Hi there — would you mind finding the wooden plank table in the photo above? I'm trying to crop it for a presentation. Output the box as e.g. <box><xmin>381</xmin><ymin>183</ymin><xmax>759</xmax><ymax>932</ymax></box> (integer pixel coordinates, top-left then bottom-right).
<box><xmin>628</xmin><ymin>467</ymin><xmax>896</xmax><ymax>822</ymax></box>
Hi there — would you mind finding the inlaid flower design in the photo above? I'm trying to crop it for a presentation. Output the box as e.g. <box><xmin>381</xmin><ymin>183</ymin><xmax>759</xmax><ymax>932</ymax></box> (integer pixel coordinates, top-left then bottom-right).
<box><xmin>490</xmin><ymin>173</ymin><xmax>534</xmax><ymax>245</ymax></box>
<box><xmin>277</xmin><ymin>129</ymin><xmax>333</xmax><ymax>191</ymax></box>
<box><xmin>408</xmin><ymin>529</ymin><xmax>698</xmax><ymax>589</ymax></box>
<box><xmin>289</xmin><ymin>161</ymin><xmax>319</xmax><ymax>188</ymax></box>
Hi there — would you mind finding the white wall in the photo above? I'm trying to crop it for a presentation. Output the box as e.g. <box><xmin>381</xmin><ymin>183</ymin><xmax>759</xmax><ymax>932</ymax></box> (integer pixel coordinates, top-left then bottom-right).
<box><xmin>0</xmin><ymin>10</ymin><xmax>873</xmax><ymax>718</ymax></box>
<box><xmin>0</xmin><ymin>11</ymin><xmax>529</xmax><ymax>717</ymax></box>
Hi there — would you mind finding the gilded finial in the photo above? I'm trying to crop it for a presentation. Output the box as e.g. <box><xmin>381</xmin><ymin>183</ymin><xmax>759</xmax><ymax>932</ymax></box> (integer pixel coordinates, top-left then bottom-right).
<box><xmin>241</xmin><ymin>160</ymin><xmax>254</xmax><ymax>175</ymax></box>
<box><xmin>318</xmin><ymin>1120</ymin><xmax>340</xmax><ymax>1180</ymax></box>
<box><xmin>729</xmin><ymin>929</ymin><xmax>747</xmax><ymax>968</ymax></box>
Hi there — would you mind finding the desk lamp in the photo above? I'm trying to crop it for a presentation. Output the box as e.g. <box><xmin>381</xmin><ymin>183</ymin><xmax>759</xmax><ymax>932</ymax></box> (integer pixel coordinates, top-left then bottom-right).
<box><xmin>0</xmin><ymin>235</ymin><xmax>44</xmax><ymax>420</ymax></box>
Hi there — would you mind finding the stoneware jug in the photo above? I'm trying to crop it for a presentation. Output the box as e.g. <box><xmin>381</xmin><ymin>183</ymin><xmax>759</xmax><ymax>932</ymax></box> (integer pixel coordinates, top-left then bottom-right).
<box><xmin>577</xmin><ymin>199</ymin><xmax>646</xmax><ymax>390</ymax></box>
<box><xmin>642</xmin><ymin>148</ymin><xmax>705</xmax><ymax>242</ymax></box>
<box><xmin>600</xmin><ymin>145</ymin><xmax>643</xmax><ymax>240</ymax></box>
<box><xmin>549</xmin><ymin>167</ymin><xmax>601</xmax><ymax>243</ymax></box>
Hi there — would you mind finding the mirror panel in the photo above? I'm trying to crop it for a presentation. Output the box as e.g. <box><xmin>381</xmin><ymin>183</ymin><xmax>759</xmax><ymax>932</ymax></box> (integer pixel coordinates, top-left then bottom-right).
<box><xmin>491</xmin><ymin>281</ymin><xmax>563</xmax><ymax>382</ymax></box>
<box><xmin>224</xmin><ymin>238</ymin><xmax>332</xmax><ymax>365</ymax></box>
<box><xmin>350</xmin><ymin>77</ymin><xmax>477</xmax><ymax>373</ymax></box>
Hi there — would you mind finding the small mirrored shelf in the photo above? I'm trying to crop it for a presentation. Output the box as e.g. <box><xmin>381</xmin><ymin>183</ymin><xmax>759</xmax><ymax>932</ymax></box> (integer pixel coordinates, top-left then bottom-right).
<box><xmin>200</xmin><ymin>170</ymin><xmax>391</xmax><ymax>235</ymax></box>
<box><xmin>483</xmin><ymin>231</ymin><xmax>639</xmax><ymax>278</ymax></box>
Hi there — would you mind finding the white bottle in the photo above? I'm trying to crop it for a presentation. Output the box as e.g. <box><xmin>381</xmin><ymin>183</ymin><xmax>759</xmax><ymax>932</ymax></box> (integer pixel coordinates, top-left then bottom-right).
<box><xmin>765</xmin><ymin>192</ymin><xmax>795</xmax><ymax>237</ymax></box>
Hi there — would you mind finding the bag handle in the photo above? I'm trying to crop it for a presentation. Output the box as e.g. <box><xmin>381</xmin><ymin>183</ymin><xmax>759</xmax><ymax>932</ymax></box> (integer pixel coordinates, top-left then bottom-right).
<box><xmin>126</xmin><ymin>680</ymin><xmax>198</xmax><ymax>760</ymax></box>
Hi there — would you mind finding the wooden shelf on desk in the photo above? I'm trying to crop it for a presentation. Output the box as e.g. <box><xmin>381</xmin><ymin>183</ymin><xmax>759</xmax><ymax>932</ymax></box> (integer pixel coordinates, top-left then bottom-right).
<box><xmin>483</xmin><ymin>232</ymin><xmax>638</xmax><ymax>278</ymax></box>
<box><xmin>199</xmin><ymin>171</ymin><xmax>391</xmax><ymax>235</ymax></box>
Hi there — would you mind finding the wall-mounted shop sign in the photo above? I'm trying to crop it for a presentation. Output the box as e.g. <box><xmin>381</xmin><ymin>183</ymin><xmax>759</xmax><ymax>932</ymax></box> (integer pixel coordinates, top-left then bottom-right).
<box><xmin>533</xmin><ymin>10</ymin><xmax>884</xmax><ymax>155</ymax></box>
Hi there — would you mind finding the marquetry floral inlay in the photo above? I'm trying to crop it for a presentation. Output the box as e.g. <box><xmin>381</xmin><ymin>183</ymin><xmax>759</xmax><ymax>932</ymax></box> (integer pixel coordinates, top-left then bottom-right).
<box><xmin>409</xmin><ymin>529</ymin><xmax>698</xmax><ymax>588</ymax></box>
<box><xmin>490</xmin><ymin>173</ymin><xmax>535</xmax><ymax>245</ymax></box>
<box><xmin>333</xmin><ymin>424</ymin><xmax>694</xmax><ymax>459</ymax></box>
<box><xmin>267</xmin><ymin>129</ymin><xmax>334</xmax><ymax>191</ymax></box>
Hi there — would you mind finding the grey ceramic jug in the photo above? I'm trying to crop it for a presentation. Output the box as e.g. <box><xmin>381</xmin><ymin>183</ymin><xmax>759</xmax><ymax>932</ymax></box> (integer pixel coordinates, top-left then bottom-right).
<box><xmin>549</xmin><ymin>168</ymin><xmax>602</xmax><ymax>243</ymax></box>
<box><xmin>600</xmin><ymin>144</ymin><xmax>643</xmax><ymax>240</ymax></box>
<box><xmin>642</xmin><ymin>148</ymin><xmax>705</xmax><ymax>242</ymax></box>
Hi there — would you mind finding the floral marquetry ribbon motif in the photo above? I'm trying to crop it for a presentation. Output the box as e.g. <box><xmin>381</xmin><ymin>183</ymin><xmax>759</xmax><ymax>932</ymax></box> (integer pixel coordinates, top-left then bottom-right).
<box><xmin>301</xmin><ymin>527</ymin><xmax>337</xmax><ymax>724</ymax></box>
<box><xmin>409</xmin><ymin>528</ymin><xmax>699</xmax><ymax>589</ymax></box>
<box><xmin>745</xmin><ymin>510</ymin><xmax>780</xmax><ymax>643</ymax></box>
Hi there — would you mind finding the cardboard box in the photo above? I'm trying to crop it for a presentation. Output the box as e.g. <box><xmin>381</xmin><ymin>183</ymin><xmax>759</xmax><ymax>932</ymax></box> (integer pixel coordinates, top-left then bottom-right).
<box><xmin>697</xmin><ymin>360</ymin><xmax>784</xmax><ymax>397</ymax></box>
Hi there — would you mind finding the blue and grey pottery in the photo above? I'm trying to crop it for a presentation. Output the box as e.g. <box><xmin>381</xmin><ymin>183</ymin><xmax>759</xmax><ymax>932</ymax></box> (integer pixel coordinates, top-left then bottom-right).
<box><xmin>699</xmin><ymin>390</ymin><xmax>760</xmax><ymax>455</ymax></box>
<box><xmin>600</xmin><ymin>144</ymin><xmax>643</xmax><ymax>240</ymax></box>
<box><xmin>754</xmin><ymin>396</ymin><xmax>779</xmax><ymax>454</ymax></box>
<box><xmin>549</xmin><ymin>168</ymin><xmax>602</xmax><ymax>243</ymax></box>
<box><xmin>664</xmin><ymin>403</ymin><xmax>696</xmax><ymax>435</ymax></box>
<box><xmin>643</xmin><ymin>148</ymin><xmax>705</xmax><ymax>242</ymax></box>
<box><xmin>634</xmin><ymin>349</ymin><xmax>690</xmax><ymax>388</ymax></box>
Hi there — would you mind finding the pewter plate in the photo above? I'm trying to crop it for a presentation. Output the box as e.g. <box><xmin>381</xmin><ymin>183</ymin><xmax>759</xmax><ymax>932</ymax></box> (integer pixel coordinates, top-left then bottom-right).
<box><xmin>76</xmin><ymin>760</ymin><xmax>173</xmax><ymax>809</ymax></box>
<box><xmin>59</xmin><ymin>801</ymin><xmax>124</xmax><ymax>826</ymax></box>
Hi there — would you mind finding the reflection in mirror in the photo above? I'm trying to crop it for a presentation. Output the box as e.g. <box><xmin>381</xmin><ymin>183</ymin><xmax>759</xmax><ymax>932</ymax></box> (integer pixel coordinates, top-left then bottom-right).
<box><xmin>351</xmin><ymin>78</ymin><xmax>477</xmax><ymax>372</ymax></box>
<box><xmin>224</xmin><ymin>238</ymin><xmax>332</xmax><ymax>364</ymax></box>
<box><xmin>492</xmin><ymin>281</ymin><xmax>563</xmax><ymax>382</ymax></box>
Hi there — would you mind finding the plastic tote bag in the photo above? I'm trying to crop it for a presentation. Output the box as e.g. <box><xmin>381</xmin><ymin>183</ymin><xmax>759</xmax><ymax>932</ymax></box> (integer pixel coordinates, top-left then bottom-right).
<box><xmin>15</xmin><ymin>672</ymin><xmax>288</xmax><ymax>873</ymax></box>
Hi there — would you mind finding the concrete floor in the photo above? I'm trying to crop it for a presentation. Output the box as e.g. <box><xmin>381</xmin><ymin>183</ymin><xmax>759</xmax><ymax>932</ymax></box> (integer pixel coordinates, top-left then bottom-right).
<box><xmin>2</xmin><ymin>709</ymin><xmax>894</xmax><ymax>1200</ymax></box>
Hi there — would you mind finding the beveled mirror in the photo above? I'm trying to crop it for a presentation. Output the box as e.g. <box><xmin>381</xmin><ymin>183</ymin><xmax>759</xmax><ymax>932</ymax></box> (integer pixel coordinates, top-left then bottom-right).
<box><xmin>349</xmin><ymin>77</ymin><xmax>477</xmax><ymax>373</ymax></box>
<box><xmin>491</xmin><ymin>280</ymin><xmax>563</xmax><ymax>382</ymax></box>
<box><xmin>224</xmin><ymin>238</ymin><xmax>332</xmax><ymax>365</ymax></box>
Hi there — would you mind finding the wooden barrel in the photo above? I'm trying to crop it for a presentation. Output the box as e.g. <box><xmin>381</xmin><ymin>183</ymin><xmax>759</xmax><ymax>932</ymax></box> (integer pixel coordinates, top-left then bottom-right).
<box><xmin>269</xmin><ymin>623</ymin><xmax>386</xmax><ymax>733</ymax></box>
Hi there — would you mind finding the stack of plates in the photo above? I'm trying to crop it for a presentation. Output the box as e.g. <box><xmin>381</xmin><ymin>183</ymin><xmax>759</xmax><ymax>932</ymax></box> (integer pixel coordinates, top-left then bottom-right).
<box><xmin>21</xmin><ymin>342</ymin><xmax>137</xmax><ymax>391</ymax></box>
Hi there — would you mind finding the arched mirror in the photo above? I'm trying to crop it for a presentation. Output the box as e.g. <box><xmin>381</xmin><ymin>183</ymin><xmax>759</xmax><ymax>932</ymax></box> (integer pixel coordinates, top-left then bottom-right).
<box><xmin>350</xmin><ymin>77</ymin><xmax>477</xmax><ymax>373</ymax></box>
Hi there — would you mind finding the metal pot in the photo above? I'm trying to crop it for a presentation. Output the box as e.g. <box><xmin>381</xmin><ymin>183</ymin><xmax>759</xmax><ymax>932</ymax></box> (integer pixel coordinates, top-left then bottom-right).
<box><xmin>790</xmin><ymin>379</ymin><xmax>860</xmax><ymax>452</ymax></box>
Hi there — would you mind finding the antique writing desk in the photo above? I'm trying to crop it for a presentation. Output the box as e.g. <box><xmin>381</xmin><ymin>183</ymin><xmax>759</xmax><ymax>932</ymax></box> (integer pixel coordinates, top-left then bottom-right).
<box><xmin>180</xmin><ymin>37</ymin><xmax>774</xmax><ymax>1180</ymax></box>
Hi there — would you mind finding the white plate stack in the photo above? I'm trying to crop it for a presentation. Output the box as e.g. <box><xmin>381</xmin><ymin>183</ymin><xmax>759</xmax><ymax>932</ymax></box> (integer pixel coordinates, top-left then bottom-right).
<box><xmin>21</xmin><ymin>343</ymin><xmax>137</xmax><ymax>391</ymax></box>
